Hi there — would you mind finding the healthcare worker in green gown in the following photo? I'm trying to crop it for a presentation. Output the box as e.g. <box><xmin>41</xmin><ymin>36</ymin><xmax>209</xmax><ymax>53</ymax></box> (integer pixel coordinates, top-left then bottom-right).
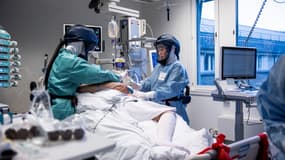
<box><xmin>44</xmin><ymin>24</ymin><xmax>120</xmax><ymax>120</ymax></box>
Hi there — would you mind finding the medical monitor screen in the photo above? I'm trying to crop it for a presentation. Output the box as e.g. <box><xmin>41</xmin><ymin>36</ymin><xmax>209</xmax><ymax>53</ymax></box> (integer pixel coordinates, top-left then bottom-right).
<box><xmin>148</xmin><ymin>49</ymin><xmax>158</xmax><ymax>72</ymax></box>
<box><xmin>221</xmin><ymin>46</ymin><xmax>257</xmax><ymax>80</ymax></box>
<box><xmin>63</xmin><ymin>24</ymin><xmax>102</xmax><ymax>53</ymax></box>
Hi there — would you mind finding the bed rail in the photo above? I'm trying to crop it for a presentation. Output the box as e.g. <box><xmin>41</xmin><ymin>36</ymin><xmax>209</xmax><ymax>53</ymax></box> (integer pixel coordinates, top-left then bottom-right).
<box><xmin>189</xmin><ymin>133</ymin><xmax>268</xmax><ymax>160</ymax></box>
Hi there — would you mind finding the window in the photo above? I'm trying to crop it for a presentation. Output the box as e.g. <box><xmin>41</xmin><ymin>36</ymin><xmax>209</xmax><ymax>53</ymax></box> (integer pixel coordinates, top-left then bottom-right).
<box><xmin>237</xmin><ymin>0</ymin><xmax>285</xmax><ymax>86</ymax></box>
<box><xmin>197</xmin><ymin>0</ymin><xmax>215</xmax><ymax>85</ymax></box>
<box><xmin>195</xmin><ymin>0</ymin><xmax>285</xmax><ymax>87</ymax></box>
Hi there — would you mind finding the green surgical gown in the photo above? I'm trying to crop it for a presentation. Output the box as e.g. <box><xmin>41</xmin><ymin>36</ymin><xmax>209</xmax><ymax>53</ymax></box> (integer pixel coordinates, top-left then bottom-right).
<box><xmin>47</xmin><ymin>49</ymin><xmax>120</xmax><ymax>120</ymax></box>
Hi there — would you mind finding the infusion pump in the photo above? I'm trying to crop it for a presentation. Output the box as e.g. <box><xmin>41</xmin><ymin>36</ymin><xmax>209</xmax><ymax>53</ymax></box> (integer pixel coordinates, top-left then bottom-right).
<box><xmin>0</xmin><ymin>27</ymin><xmax>21</xmax><ymax>88</ymax></box>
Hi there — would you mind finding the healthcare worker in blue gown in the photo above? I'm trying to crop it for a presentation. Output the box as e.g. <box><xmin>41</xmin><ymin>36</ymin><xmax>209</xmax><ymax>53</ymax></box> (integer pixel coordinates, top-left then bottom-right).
<box><xmin>257</xmin><ymin>54</ymin><xmax>285</xmax><ymax>160</ymax></box>
<box><xmin>133</xmin><ymin>34</ymin><xmax>190</xmax><ymax>125</ymax></box>
<box><xmin>44</xmin><ymin>25</ymin><xmax>120</xmax><ymax>120</ymax></box>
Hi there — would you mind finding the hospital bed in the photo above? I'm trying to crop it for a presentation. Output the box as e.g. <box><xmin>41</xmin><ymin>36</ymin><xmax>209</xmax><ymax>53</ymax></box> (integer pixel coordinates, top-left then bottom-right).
<box><xmin>74</xmin><ymin>90</ymin><xmax>213</xmax><ymax>160</ymax></box>
<box><xmin>73</xmin><ymin>90</ymin><xmax>269</xmax><ymax>160</ymax></box>
<box><xmin>188</xmin><ymin>132</ymin><xmax>269</xmax><ymax>160</ymax></box>
<box><xmin>28</xmin><ymin>87</ymin><xmax>267</xmax><ymax>160</ymax></box>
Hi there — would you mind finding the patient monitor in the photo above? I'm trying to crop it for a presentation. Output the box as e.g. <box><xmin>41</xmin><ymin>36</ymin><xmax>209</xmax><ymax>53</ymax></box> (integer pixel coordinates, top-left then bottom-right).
<box><xmin>215</xmin><ymin>46</ymin><xmax>258</xmax><ymax>94</ymax></box>
<box><xmin>148</xmin><ymin>49</ymin><xmax>158</xmax><ymax>73</ymax></box>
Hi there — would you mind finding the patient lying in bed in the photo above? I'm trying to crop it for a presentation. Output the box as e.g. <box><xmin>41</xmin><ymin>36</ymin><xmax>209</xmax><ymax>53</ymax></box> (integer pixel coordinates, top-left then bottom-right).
<box><xmin>73</xmin><ymin>82</ymin><xmax>212</xmax><ymax>160</ymax></box>
<box><xmin>79</xmin><ymin>82</ymin><xmax>180</xmax><ymax>144</ymax></box>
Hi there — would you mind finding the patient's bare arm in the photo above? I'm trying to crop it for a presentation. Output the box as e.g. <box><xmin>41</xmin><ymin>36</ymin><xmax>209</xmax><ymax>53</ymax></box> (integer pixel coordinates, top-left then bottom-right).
<box><xmin>78</xmin><ymin>82</ymin><xmax>129</xmax><ymax>94</ymax></box>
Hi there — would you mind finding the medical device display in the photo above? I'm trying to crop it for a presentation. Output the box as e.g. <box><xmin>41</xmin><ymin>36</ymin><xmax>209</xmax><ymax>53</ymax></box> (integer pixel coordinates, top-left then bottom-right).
<box><xmin>148</xmin><ymin>49</ymin><xmax>158</xmax><ymax>72</ymax></box>
<box><xmin>63</xmin><ymin>24</ymin><xmax>103</xmax><ymax>53</ymax></box>
<box><xmin>0</xmin><ymin>27</ymin><xmax>21</xmax><ymax>88</ymax></box>
<box><xmin>118</xmin><ymin>17</ymin><xmax>150</xmax><ymax>80</ymax></box>
<box><xmin>221</xmin><ymin>46</ymin><xmax>257</xmax><ymax>80</ymax></box>
<box><xmin>120</xmin><ymin>17</ymin><xmax>142</xmax><ymax>49</ymax></box>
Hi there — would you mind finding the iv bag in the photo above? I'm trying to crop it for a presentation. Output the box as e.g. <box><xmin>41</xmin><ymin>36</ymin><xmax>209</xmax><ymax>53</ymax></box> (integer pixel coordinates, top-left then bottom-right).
<box><xmin>30</xmin><ymin>90</ymin><xmax>54</xmax><ymax>120</ymax></box>
<box><xmin>108</xmin><ymin>18</ymin><xmax>119</xmax><ymax>39</ymax></box>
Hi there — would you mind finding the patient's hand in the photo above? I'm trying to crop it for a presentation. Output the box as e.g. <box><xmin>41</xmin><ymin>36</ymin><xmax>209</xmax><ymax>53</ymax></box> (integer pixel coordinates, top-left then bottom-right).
<box><xmin>78</xmin><ymin>82</ymin><xmax>129</xmax><ymax>94</ymax></box>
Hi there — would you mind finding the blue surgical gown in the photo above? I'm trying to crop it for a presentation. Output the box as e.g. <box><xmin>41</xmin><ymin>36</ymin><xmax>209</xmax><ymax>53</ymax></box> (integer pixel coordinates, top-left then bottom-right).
<box><xmin>48</xmin><ymin>49</ymin><xmax>120</xmax><ymax>120</ymax></box>
<box><xmin>141</xmin><ymin>61</ymin><xmax>190</xmax><ymax>124</ymax></box>
<box><xmin>257</xmin><ymin>55</ymin><xmax>285</xmax><ymax>159</ymax></box>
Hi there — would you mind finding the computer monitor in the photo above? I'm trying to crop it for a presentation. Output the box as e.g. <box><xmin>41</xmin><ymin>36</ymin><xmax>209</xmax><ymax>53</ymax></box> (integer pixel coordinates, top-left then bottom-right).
<box><xmin>221</xmin><ymin>46</ymin><xmax>257</xmax><ymax>80</ymax></box>
<box><xmin>148</xmin><ymin>49</ymin><xmax>158</xmax><ymax>72</ymax></box>
<box><xmin>63</xmin><ymin>24</ymin><xmax>102</xmax><ymax>53</ymax></box>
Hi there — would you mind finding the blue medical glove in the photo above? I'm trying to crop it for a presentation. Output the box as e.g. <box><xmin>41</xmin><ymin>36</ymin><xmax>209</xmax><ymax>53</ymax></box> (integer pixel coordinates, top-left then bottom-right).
<box><xmin>133</xmin><ymin>90</ymin><xmax>155</xmax><ymax>100</ymax></box>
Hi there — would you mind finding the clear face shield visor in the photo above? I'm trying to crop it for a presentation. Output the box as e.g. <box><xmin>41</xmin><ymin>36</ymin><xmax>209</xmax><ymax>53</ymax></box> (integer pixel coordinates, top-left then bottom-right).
<box><xmin>87</xmin><ymin>51</ymin><xmax>99</xmax><ymax>64</ymax></box>
<box><xmin>156</xmin><ymin>44</ymin><xmax>169</xmax><ymax>61</ymax></box>
<box><xmin>85</xmin><ymin>42</ymin><xmax>98</xmax><ymax>63</ymax></box>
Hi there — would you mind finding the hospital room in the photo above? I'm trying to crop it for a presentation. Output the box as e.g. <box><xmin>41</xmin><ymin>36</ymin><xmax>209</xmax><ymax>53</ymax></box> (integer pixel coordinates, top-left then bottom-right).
<box><xmin>0</xmin><ymin>0</ymin><xmax>285</xmax><ymax>159</ymax></box>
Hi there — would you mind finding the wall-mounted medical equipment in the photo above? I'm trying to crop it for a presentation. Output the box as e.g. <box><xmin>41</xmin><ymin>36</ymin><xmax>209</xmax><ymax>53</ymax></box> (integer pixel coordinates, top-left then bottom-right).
<box><xmin>132</xmin><ymin>0</ymin><xmax>162</xmax><ymax>4</ymax></box>
<box><xmin>117</xmin><ymin>17</ymin><xmax>156</xmax><ymax>80</ymax></box>
<box><xmin>120</xmin><ymin>17</ymin><xmax>142</xmax><ymax>49</ymax></box>
<box><xmin>89</xmin><ymin>0</ymin><xmax>140</xmax><ymax>18</ymax></box>
<box><xmin>119</xmin><ymin>17</ymin><xmax>154</xmax><ymax>52</ymax></box>
<box><xmin>0</xmin><ymin>27</ymin><xmax>21</xmax><ymax>88</ymax></box>
<box><xmin>119</xmin><ymin>17</ymin><xmax>146</xmax><ymax>64</ymax></box>
<box><xmin>118</xmin><ymin>17</ymin><xmax>150</xmax><ymax>80</ymax></box>
<box><xmin>63</xmin><ymin>24</ymin><xmax>103</xmax><ymax>53</ymax></box>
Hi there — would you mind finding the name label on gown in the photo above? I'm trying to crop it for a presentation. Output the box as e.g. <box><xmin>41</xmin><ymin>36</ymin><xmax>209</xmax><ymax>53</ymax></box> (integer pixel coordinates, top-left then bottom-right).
<box><xmin>158</xmin><ymin>72</ymin><xmax>166</xmax><ymax>81</ymax></box>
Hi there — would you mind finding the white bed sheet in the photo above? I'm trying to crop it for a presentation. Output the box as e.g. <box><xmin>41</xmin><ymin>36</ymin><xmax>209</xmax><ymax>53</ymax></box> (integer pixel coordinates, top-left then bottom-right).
<box><xmin>73</xmin><ymin>90</ymin><xmax>212</xmax><ymax>160</ymax></box>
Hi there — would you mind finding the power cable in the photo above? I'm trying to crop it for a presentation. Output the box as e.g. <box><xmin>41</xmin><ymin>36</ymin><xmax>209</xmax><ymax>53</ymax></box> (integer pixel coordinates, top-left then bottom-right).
<box><xmin>246</xmin><ymin>105</ymin><xmax>263</xmax><ymax>126</ymax></box>
<box><xmin>273</xmin><ymin>0</ymin><xmax>285</xmax><ymax>4</ymax></box>
<box><xmin>244</xmin><ymin>0</ymin><xmax>268</xmax><ymax>46</ymax></box>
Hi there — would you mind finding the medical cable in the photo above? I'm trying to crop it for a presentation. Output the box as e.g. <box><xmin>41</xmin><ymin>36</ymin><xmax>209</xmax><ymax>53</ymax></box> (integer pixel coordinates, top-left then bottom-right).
<box><xmin>246</xmin><ymin>105</ymin><xmax>263</xmax><ymax>126</ymax></box>
<box><xmin>90</xmin><ymin>97</ymin><xmax>138</xmax><ymax>132</ymax></box>
<box><xmin>273</xmin><ymin>0</ymin><xmax>285</xmax><ymax>3</ymax></box>
<box><xmin>146</xmin><ymin>23</ymin><xmax>154</xmax><ymax>38</ymax></box>
<box><xmin>91</xmin><ymin>104</ymin><xmax>117</xmax><ymax>132</ymax></box>
<box><xmin>88</xmin><ymin>98</ymin><xmax>153</xmax><ymax>146</ymax></box>
<box><xmin>119</xmin><ymin>97</ymin><xmax>164</xmax><ymax>145</ymax></box>
<box><xmin>244</xmin><ymin>0</ymin><xmax>267</xmax><ymax>46</ymax></box>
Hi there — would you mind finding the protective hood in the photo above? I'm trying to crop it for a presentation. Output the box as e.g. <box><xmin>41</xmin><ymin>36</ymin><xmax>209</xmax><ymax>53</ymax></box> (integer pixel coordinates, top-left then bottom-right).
<box><xmin>154</xmin><ymin>34</ymin><xmax>180</xmax><ymax>60</ymax></box>
<box><xmin>64</xmin><ymin>24</ymin><xmax>98</xmax><ymax>60</ymax></box>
